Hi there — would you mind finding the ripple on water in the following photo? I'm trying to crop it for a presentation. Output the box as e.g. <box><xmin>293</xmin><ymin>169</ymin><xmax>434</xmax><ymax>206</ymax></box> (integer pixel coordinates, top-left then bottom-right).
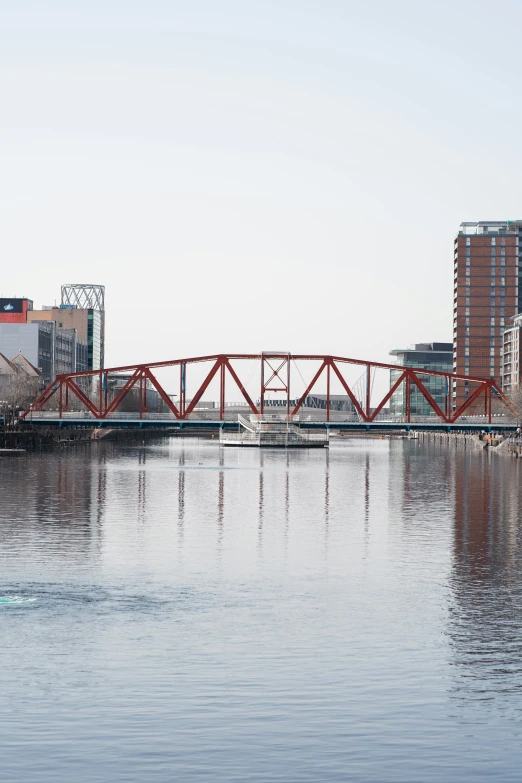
<box><xmin>0</xmin><ymin>596</ymin><xmax>37</xmax><ymax>605</ymax></box>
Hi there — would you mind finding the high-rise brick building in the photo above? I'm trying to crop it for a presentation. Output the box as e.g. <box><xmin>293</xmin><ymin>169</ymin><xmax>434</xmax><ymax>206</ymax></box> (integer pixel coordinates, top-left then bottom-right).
<box><xmin>453</xmin><ymin>221</ymin><xmax>521</xmax><ymax>410</ymax></box>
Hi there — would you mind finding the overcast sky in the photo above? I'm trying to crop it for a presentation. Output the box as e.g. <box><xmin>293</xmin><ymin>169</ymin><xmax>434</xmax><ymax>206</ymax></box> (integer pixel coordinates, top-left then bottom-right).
<box><xmin>1</xmin><ymin>0</ymin><xmax>521</xmax><ymax>372</ymax></box>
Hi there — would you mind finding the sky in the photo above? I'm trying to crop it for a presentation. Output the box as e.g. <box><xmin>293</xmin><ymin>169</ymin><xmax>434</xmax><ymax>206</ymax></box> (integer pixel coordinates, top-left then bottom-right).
<box><xmin>1</xmin><ymin>0</ymin><xmax>522</xmax><ymax>375</ymax></box>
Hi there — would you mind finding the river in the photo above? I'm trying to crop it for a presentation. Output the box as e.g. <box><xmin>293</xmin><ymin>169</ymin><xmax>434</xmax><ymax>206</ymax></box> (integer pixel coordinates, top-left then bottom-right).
<box><xmin>1</xmin><ymin>438</ymin><xmax>521</xmax><ymax>782</ymax></box>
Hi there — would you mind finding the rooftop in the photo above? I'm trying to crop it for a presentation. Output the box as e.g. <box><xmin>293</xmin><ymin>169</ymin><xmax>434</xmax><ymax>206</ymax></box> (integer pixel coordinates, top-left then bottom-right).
<box><xmin>459</xmin><ymin>220</ymin><xmax>522</xmax><ymax>235</ymax></box>
<box><xmin>389</xmin><ymin>343</ymin><xmax>452</xmax><ymax>356</ymax></box>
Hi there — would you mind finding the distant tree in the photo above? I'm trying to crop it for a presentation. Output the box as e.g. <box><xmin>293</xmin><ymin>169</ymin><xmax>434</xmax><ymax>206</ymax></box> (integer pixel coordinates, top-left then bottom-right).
<box><xmin>0</xmin><ymin>369</ymin><xmax>39</xmax><ymax>426</ymax></box>
<box><xmin>505</xmin><ymin>386</ymin><xmax>522</xmax><ymax>427</ymax></box>
<box><xmin>5</xmin><ymin>371</ymin><xmax>39</xmax><ymax>413</ymax></box>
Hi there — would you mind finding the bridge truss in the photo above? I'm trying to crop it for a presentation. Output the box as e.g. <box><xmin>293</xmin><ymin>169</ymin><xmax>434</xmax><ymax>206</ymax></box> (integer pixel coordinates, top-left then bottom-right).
<box><xmin>22</xmin><ymin>353</ymin><xmax>513</xmax><ymax>425</ymax></box>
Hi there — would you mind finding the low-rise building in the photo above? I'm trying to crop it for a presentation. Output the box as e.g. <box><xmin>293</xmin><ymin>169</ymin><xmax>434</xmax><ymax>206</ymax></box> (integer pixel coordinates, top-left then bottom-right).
<box><xmin>0</xmin><ymin>298</ymin><xmax>34</xmax><ymax>324</ymax></box>
<box><xmin>0</xmin><ymin>322</ymin><xmax>85</xmax><ymax>388</ymax></box>
<box><xmin>0</xmin><ymin>352</ymin><xmax>40</xmax><ymax>409</ymax></box>
<box><xmin>389</xmin><ymin>343</ymin><xmax>453</xmax><ymax>417</ymax></box>
<box><xmin>28</xmin><ymin>285</ymin><xmax>105</xmax><ymax>372</ymax></box>
<box><xmin>502</xmin><ymin>314</ymin><xmax>522</xmax><ymax>395</ymax></box>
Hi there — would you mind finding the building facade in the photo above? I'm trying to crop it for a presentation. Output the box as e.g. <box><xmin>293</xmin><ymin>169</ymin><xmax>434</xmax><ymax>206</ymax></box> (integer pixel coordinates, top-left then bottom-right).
<box><xmin>0</xmin><ymin>298</ymin><xmax>33</xmax><ymax>324</ymax></box>
<box><xmin>453</xmin><ymin>221</ymin><xmax>521</xmax><ymax>409</ymax></box>
<box><xmin>0</xmin><ymin>352</ymin><xmax>40</xmax><ymax>408</ymax></box>
<box><xmin>502</xmin><ymin>314</ymin><xmax>522</xmax><ymax>395</ymax></box>
<box><xmin>61</xmin><ymin>284</ymin><xmax>105</xmax><ymax>369</ymax></box>
<box><xmin>0</xmin><ymin>322</ymin><xmax>54</xmax><ymax>387</ymax></box>
<box><xmin>0</xmin><ymin>285</ymin><xmax>103</xmax><ymax>393</ymax></box>
<box><xmin>27</xmin><ymin>305</ymin><xmax>103</xmax><ymax>372</ymax></box>
<box><xmin>389</xmin><ymin>343</ymin><xmax>453</xmax><ymax>417</ymax></box>
<box><xmin>0</xmin><ymin>322</ymin><xmax>83</xmax><ymax>388</ymax></box>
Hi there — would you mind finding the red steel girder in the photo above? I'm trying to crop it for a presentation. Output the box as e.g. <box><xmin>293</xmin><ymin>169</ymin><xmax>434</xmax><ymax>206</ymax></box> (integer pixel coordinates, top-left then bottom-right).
<box><xmin>183</xmin><ymin>357</ymin><xmax>222</xmax><ymax>418</ymax></box>
<box><xmin>28</xmin><ymin>379</ymin><xmax>61</xmax><ymax>413</ymax></box>
<box><xmin>145</xmin><ymin>369</ymin><xmax>181</xmax><ymax>419</ymax></box>
<box><xmin>103</xmin><ymin>369</ymin><xmax>142</xmax><ymax>417</ymax></box>
<box><xmin>263</xmin><ymin>359</ymin><xmax>288</xmax><ymax>391</ymax></box>
<box><xmin>224</xmin><ymin>360</ymin><xmax>258</xmax><ymax>414</ymax></box>
<box><xmin>449</xmin><ymin>382</ymin><xmax>487</xmax><ymax>423</ymax></box>
<box><xmin>409</xmin><ymin>370</ymin><xmax>449</xmax><ymax>422</ymax></box>
<box><xmin>330</xmin><ymin>360</ymin><xmax>368</xmax><ymax>422</ymax></box>
<box><xmin>67</xmin><ymin>378</ymin><xmax>100</xmax><ymax>417</ymax></box>
<box><xmin>44</xmin><ymin>352</ymin><xmax>495</xmax><ymax>385</ymax></box>
<box><xmin>369</xmin><ymin>370</ymin><xmax>407</xmax><ymax>421</ymax></box>
<box><xmin>21</xmin><ymin>351</ymin><xmax>512</xmax><ymax>424</ymax></box>
<box><xmin>291</xmin><ymin>360</ymin><xmax>327</xmax><ymax>416</ymax></box>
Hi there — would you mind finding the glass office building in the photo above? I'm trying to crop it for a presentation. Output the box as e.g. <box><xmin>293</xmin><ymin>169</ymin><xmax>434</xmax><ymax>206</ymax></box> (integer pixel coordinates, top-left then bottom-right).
<box><xmin>389</xmin><ymin>343</ymin><xmax>453</xmax><ymax>417</ymax></box>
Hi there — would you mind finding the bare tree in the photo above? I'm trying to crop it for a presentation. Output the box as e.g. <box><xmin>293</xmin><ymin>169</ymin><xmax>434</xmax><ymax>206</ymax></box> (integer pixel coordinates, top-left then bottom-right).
<box><xmin>8</xmin><ymin>372</ymin><xmax>39</xmax><ymax>410</ymax></box>
<box><xmin>505</xmin><ymin>386</ymin><xmax>522</xmax><ymax>428</ymax></box>
<box><xmin>0</xmin><ymin>369</ymin><xmax>39</xmax><ymax>426</ymax></box>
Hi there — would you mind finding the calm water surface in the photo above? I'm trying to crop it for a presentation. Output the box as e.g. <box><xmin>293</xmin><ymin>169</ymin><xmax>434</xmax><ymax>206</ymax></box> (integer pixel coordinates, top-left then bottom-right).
<box><xmin>1</xmin><ymin>438</ymin><xmax>522</xmax><ymax>782</ymax></box>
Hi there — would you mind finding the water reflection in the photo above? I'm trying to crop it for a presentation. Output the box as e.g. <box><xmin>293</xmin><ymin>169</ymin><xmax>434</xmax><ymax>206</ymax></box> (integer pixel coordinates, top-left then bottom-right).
<box><xmin>217</xmin><ymin>451</ymin><xmax>225</xmax><ymax>560</ymax></box>
<box><xmin>0</xmin><ymin>447</ymin><xmax>106</xmax><ymax>566</ymax></box>
<box><xmin>258</xmin><ymin>454</ymin><xmax>264</xmax><ymax>555</ymax></box>
<box><xmin>6</xmin><ymin>439</ymin><xmax>522</xmax><ymax>780</ymax></box>
<box><xmin>177</xmin><ymin>449</ymin><xmax>185</xmax><ymax>543</ymax></box>
<box><xmin>449</xmin><ymin>451</ymin><xmax>522</xmax><ymax>713</ymax></box>
<box><xmin>137</xmin><ymin>449</ymin><xmax>147</xmax><ymax>525</ymax></box>
<box><xmin>284</xmin><ymin>457</ymin><xmax>290</xmax><ymax>557</ymax></box>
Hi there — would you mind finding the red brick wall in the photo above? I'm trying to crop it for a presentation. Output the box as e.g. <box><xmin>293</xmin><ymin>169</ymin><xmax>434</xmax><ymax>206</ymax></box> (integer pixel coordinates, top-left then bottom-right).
<box><xmin>0</xmin><ymin>299</ymin><xmax>32</xmax><ymax>324</ymax></box>
<box><xmin>453</xmin><ymin>232</ymin><xmax>518</xmax><ymax>410</ymax></box>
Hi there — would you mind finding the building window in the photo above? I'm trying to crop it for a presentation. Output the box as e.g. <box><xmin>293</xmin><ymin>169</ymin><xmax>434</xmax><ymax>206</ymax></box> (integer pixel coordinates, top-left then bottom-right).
<box><xmin>466</xmin><ymin>238</ymin><xmax>471</xmax><ymax>246</ymax></box>
<box><xmin>501</xmin><ymin>277</ymin><xmax>506</xmax><ymax>286</ymax></box>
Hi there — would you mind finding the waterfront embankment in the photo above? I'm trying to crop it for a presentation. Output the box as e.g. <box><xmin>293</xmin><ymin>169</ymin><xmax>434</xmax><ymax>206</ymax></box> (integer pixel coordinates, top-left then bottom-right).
<box><xmin>417</xmin><ymin>429</ymin><xmax>522</xmax><ymax>456</ymax></box>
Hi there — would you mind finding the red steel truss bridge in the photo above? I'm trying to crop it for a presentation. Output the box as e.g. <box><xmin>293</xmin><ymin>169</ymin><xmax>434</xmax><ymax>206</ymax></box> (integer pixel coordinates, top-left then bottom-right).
<box><xmin>22</xmin><ymin>352</ymin><xmax>514</xmax><ymax>431</ymax></box>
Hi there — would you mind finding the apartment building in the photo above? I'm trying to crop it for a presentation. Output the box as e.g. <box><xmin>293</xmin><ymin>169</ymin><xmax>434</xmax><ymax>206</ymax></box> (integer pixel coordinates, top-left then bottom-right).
<box><xmin>453</xmin><ymin>221</ymin><xmax>521</xmax><ymax>409</ymax></box>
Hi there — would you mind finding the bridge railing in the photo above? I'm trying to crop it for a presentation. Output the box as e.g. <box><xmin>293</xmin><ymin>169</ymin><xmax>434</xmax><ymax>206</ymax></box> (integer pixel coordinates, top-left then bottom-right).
<box><xmin>23</xmin><ymin>409</ymin><xmax>514</xmax><ymax>427</ymax></box>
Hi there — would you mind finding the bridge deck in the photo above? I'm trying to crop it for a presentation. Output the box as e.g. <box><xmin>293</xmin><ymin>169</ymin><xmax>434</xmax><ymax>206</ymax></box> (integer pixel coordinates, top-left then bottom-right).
<box><xmin>24</xmin><ymin>417</ymin><xmax>515</xmax><ymax>432</ymax></box>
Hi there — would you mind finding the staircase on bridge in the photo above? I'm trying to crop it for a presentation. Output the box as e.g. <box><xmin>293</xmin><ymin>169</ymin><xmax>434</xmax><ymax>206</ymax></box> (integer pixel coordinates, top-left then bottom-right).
<box><xmin>220</xmin><ymin>414</ymin><xmax>329</xmax><ymax>448</ymax></box>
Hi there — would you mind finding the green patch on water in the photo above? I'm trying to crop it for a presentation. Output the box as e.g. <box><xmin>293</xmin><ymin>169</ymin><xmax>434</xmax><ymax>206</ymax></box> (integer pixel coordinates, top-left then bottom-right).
<box><xmin>0</xmin><ymin>596</ymin><xmax>37</xmax><ymax>605</ymax></box>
